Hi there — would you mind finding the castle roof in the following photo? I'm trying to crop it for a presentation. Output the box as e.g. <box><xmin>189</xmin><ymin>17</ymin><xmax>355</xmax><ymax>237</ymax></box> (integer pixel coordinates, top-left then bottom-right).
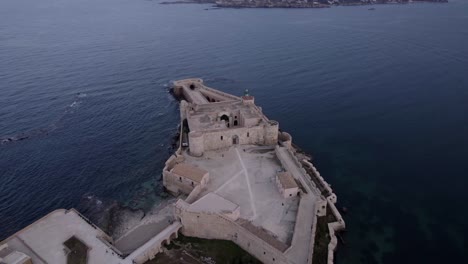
<box><xmin>171</xmin><ymin>163</ymin><xmax>208</xmax><ymax>183</ymax></box>
<box><xmin>277</xmin><ymin>172</ymin><xmax>298</xmax><ymax>189</ymax></box>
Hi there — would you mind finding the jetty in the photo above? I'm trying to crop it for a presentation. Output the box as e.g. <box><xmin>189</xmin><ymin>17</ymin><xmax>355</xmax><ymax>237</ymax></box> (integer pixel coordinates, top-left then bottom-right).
<box><xmin>0</xmin><ymin>79</ymin><xmax>345</xmax><ymax>264</ymax></box>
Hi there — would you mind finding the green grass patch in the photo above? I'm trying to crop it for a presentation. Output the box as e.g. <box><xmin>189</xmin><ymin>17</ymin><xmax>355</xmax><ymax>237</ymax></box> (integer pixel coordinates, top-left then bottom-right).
<box><xmin>313</xmin><ymin>216</ymin><xmax>331</xmax><ymax>264</ymax></box>
<box><xmin>149</xmin><ymin>234</ymin><xmax>261</xmax><ymax>264</ymax></box>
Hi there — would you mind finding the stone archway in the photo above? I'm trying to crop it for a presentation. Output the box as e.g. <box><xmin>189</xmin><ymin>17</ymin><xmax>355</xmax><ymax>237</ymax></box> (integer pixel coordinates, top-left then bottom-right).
<box><xmin>220</xmin><ymin>114</ymin><xmax>229</xmax><ymax>128</ymax></box>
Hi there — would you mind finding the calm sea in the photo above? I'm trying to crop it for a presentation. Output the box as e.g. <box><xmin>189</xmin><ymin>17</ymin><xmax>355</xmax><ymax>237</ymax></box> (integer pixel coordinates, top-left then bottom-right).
<box><xmin>1</xmin><ymin>0</ymin><xmax>467</xmax><ymax>263</ymax></box>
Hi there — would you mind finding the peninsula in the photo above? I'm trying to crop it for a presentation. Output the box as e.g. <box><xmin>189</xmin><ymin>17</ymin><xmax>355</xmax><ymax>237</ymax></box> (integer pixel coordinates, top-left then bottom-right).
<box><xmin>0</xmin><ymin>79</ymin><xmax>345</xmax><ymax>264</ymax></box>
<box><xmin>161</xmin><ymin>0</ymin><xmax>448</xmax><ymax>9</ymax></box>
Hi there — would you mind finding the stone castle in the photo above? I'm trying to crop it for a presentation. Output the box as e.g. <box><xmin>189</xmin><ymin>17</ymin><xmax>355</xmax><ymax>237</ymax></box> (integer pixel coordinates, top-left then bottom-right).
<box><xmin>0</xmin><ymin>79</ymin><xmax>345</xmax><ymax>264</ymax></box>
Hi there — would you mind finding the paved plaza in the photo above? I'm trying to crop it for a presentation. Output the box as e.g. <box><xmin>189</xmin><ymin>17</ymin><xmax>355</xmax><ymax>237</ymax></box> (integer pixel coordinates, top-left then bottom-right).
<box><xmin>183</xmin><ymin>145</ymin><xmax>299</xmax><ymax>244</ymax></box>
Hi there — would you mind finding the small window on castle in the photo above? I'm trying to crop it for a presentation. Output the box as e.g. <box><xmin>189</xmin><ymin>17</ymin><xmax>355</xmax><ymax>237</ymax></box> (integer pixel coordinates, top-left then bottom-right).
<box><xmin>235</xmin><ymin>115</ymin><xmax>237</xmax><ymax>119</ymax></box>
<box><xmin>247</xmin><ymin>132</ymin><xmax>250</xmax><ymax>137</ymax></box>
<box><xmin>191</xmin><ymin>182</ymin><xmax>194</xmax><ymax>186</ymax></box>
<box><xmin>179</xmin><ymin>177</ymin><xmax>182</xmax><ymax>182</ymax></box>
<box><xmin>221</xmin><ymin>136</ymin><xmax>223</xmax><ymax>140</ymax></box>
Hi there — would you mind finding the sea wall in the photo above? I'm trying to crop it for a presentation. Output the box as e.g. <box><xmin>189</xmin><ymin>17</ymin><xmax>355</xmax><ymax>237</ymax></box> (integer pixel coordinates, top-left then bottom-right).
<box><xmin>162</xmin><ymin>155</ymin><xmax>191</xmax><ymax>195</ymax></box>
<box><xmin>297</xmin><ymin>156</ymin><xmax>346</xmax><ymax>264</ymax></box>
<box><xmin>276</xmin><ymin>131</ymin><xmax>346</xmax><ymax>264</ymax></box>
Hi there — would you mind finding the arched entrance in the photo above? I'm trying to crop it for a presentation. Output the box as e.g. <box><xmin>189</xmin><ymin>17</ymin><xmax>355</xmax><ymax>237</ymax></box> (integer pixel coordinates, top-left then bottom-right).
<box><xmin>220</xmin><ymin>114</ymin><xmax>229</xmax><ymax>128</ymax></box>
<box><xmin>232</xmin><ymin>135</ymin><xmax>239</xmax><ymax>145</ymax></box>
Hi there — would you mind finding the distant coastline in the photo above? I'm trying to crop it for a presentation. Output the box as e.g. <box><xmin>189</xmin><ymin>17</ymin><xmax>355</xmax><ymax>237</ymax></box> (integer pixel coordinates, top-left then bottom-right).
<box><xmin>160</xmin><ymin>0</ymin><xmax>448</xmax><ymax>9</ymax></box>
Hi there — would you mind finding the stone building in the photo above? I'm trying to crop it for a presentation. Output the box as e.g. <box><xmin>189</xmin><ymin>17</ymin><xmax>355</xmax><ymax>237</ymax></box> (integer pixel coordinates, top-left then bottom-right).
<box><xmin>173</xmin><ymin>79</ymin><xmax>279</xmax><ymax>157</ymax></box>
<box><xmin>164</xmin><ymin>163</ymin><xmax>209</xmax><ymax>195</ymax></box>
<box><xmin>275</xmin><ymin>172</ymin><xmax>299</xmax><ymax>198</ymax></box>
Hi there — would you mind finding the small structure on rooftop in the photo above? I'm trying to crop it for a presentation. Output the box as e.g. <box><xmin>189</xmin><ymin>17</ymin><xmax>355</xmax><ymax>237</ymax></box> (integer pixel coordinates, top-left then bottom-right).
<box><xmin>276</xmin><ymin>172</ymin><xmax>299</xmax><ymax>198</ymax></box>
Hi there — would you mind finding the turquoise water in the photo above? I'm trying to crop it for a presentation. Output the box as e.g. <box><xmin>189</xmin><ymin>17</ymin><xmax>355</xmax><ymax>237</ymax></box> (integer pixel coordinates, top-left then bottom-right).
<box><xmin>1</xmin><ymin>0</ymin><xmax>467</xmax><ymax>263</ymax></box>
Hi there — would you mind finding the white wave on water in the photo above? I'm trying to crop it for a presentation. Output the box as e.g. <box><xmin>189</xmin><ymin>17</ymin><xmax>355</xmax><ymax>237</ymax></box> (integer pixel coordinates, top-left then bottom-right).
<box><xmin>0</xmin><ymin>93</ymin><xmax>89</xmax><ymax>145</ymax></box>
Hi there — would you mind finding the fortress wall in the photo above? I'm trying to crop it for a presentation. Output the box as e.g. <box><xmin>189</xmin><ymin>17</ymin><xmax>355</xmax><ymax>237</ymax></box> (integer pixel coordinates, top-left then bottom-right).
<box><xmin>163</xmin><ymin>155</ymin><xmax>182</xmax><ymax>194</ymax></box>
<box><xmin>175</xmin><ymin>204</ymin><xmax>289</xmax><ymax>264</ymax></box>
<box><xmin>201</xmin><ymin>86</ymin><xmax>241</xmax><ymax>101</ymax></box>
<box><xmin>279</xmin><ymin>132</ymin><xmax>292</xmax><ymax>150</ymax></box>
<box><xmin>181</xmin><ymin>87</ymin><xmax>197</xmax><ymax>103</ymax></box>
<box><xmin>243</xmin><ymin>117</ymin><xmax>262</xmax><ymax>127</ymax></box>
<box><xmin>163</xmin><ymin>170</ymin><xmax>197</xmax><ymax>195</ymax></box>
<box><xmin>275</xmin><ymin>146</ymin><xmax>320</xmax><ymax>197</ymax></box>
<box><xmin>188</xmin><ymin>132</ymin><xmax>204</xmax><ymax>157</ymax></box>
<box><xmin>264</xmin><ymin>121</ymin><xmax>279</xmax><ymax>145</ymax></box>
<box><xmin>180</xmin><ymin>100</ymin><xmax>189</xmax><ymax>120</ymax></box>
<box><xmin>125</xmin><ymin>222</ymin><xmax>181</xmax><ymax>264</ymax></box>
<box><xmin>185</xmin><ymin>185</ymin><xmax>203</xmax><ymax>204</ymax></box>
<box><xmin>326</xmin><ymin>203</ymin><xmax>345</xmax><ymax>264</ymax></box>
<box><xmin>308</xmin><ymin>211</ymin><xmax>318</xmax><ymax>264</ymax></box>
<box><xmin>199</xmin><ymin>89</ymin><xmax>237</xmax><ymax>102</ymax></box>
<box><xmin>250</xmin><ymin>104</ymin><xmax>269</xmax><ymax>121</ymax></box>
<box><xmin>197</xmin><ymin>126</ymin><xmax>271</xmax><ymax>152</ymax></box>
<box><xmin>173</xmin><ymin>84</ymin><xmax>183</xmax><ymax>97</ymax></box>
<box><xmin>302</xmin><ymin>160</ymin><xmax>333</xmax><ymax>196</ymax></box>
<box><xmin>280</xmin><ymin>141</ymin><xmax>345</xmax><ymax>264</ymax></box>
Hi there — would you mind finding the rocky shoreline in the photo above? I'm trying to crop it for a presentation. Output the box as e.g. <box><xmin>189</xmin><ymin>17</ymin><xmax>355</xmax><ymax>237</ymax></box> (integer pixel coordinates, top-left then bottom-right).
<box><xmin>160</xmin><ymin>0</ymin><xmax>448</xmax><ymax>9</ymax></box>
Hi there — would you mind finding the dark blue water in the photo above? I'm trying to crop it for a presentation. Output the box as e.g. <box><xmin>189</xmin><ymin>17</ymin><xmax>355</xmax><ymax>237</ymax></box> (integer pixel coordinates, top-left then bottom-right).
<box><xmin>1</xmin><ymin>0</ymin><xmax>467</xmax><ymax>263</ymax></box>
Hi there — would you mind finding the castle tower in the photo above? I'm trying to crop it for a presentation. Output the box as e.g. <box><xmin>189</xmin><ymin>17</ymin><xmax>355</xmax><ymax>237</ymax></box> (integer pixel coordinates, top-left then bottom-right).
<box><xmin>242</xmin><ymin>88</ymin><xmax>255</xmax><ymax>105</ymax></box>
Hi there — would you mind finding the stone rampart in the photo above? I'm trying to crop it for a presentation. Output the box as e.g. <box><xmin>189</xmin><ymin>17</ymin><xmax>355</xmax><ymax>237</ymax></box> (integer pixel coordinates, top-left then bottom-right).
<box><xmin>201</xmin><ymin>85</ymin><xmax>241</xmax><ymax>101</ymax></box>
<box><xmin>163</xmin><ymin>169</ymin><xmax>197</xmax><ymax>195</ymax></box>
<box><xmin>187</xmin><ymin>125</ymin><xmax>278</xmax><ymax>155</ymax></box>
<box><xmin>185</xmin><ymin>185</ymin><xmax>203</xmax><ymax>204</ymax></box>
<box><xmin>199</xmin><ymin>88</ymin><xmax>238</xmax><ymax>102</ymax></box>
<box><xmin>299</xmin><ymin>159</ymin><xmax>346</xmax><ymax>264</ymax></box>
<box><xmin>275</xmin><ymin>146</ymin><xmax>320</xmax><ymax>197</ymax></box>
<box><xmin>275</xmin><ymin>138</ymin><xmax>346</xmax><ymax>264</ymax></box>
<box><xmin>188</xmin><ymin>131</ymin><xmax>204</xmax><ymax>156</ymax></box>
<box><xmin>302</xmin><ymin>160</ymin><xmax>333</xmax><ymax>196</ymax></box>
<box><xmin>279</xmin><ymin>132</ymin><xmax>292</xmax><ymax>150</ymax></box>
<box><xmin>125</xmin><ymin>222</ymin><xmax>181</xmax><ymax>264</ymax></box>
<box><xmin>175</xmin><ymin>201</ymin><xmax>290</xmax><ymax>264</ymax></box>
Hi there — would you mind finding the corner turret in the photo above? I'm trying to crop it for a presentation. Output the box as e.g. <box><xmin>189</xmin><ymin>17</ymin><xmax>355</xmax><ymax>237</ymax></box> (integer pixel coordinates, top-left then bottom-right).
<box><xmin>242</xmin><ymin>89</ymin><xmax>254</xmax><ymax>105</ymax></box>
